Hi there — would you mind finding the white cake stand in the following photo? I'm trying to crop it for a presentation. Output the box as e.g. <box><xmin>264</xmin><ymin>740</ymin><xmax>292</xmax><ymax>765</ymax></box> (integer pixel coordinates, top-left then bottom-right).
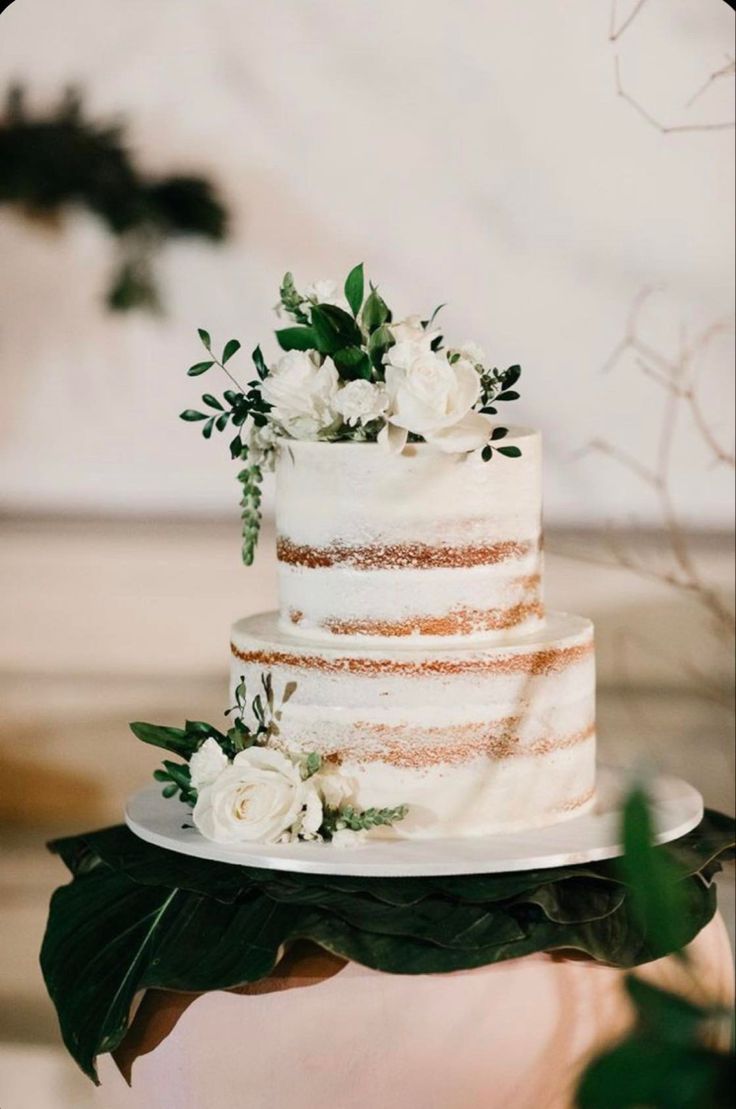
<box><xmin>125</xmin><ymin>766</ymin><xmax>703</xmax><ymax>878</ymax></box>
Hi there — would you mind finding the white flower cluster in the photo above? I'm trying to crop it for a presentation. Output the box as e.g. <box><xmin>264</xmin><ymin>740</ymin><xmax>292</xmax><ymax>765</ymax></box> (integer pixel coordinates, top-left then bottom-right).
<box><xmin>259</xmin><ymin>279</ymin><xmax>494</xmax><ymax>456</ymax></box>
<box><xmin>189</xmin><ymin>737</ymin><xmax>355</xmax><ymax>846</ymax></box>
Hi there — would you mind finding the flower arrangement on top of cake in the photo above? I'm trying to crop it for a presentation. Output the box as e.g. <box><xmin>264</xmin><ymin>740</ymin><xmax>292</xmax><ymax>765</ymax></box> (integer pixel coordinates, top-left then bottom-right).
<box><xmin>180</xmin><ymin>263</ymin><xmax>523</xmax><ymax>562</ymax></box>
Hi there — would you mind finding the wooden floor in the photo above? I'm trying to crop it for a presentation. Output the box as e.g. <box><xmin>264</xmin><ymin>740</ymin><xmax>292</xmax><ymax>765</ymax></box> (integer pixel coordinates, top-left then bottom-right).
<box><xmin>0</xmin><ymin>516</ymin><xmax>733</xmax><ymax>1105</ymax></box>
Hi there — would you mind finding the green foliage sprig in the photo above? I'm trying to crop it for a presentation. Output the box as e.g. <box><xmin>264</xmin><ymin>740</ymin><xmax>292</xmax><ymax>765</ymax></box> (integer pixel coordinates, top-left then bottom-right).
<box><xmin>321</xmin><ymin>803</ymin><xmax>410</xmax><ymax>836</ymax></box>
<box><xmin>180</xmin><ymin>331</ymin><xmax>271</xmax><ymax>563</ymax></box>
<box><xmin>0</xmin><ymin>85</ymin><xmax>228</xmax><ymax>312</ymax></box>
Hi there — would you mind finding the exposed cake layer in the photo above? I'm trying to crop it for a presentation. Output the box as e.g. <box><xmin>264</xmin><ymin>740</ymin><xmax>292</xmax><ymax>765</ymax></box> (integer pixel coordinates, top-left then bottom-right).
<box><xmin>275</xmin><ymin>431</ymin><xmax>543</xmax><ymax>644</ymax></box>
<box><xmin>230</xmin><ymin>611</ymin><xmax>596</xmax><ymax>838</ymax></box>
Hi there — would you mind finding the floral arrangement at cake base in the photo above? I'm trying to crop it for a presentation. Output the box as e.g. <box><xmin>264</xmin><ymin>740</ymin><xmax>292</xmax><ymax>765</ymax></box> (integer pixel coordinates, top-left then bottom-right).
<box><xmin>131</xmin><ymin>673</ymin><xmax>408</xmax><ymax>847</ymax></box>
<box><xmin>40</xmin><ymin>807</ymin><xmax>734</xmax><ymax>1082</ymax></box>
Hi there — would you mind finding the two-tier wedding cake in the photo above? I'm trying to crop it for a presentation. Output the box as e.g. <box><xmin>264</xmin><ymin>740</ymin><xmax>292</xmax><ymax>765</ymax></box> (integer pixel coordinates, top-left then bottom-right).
<box><xmin>136</xmin><ymin>265</ymin><xmax>596</xmax><ymax>846</ymax></box>
<box><xmin>231</xmin><ymin>436</ymin><xmax>595</xmax><ymax>838</ymax></box>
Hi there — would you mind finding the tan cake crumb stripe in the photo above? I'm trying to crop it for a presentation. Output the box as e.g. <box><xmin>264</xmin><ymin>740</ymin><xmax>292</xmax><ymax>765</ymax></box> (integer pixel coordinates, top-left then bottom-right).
<box><xmin>554</xmin><ymin>785</ymin><xmax>596</xmax><ymax>813</ymax></box>
<box><xmin>277</xmin><ymin>536</ymin><xmax>538</xmax><ymax>570</ymax></box>
<box><xmin>296</xmin><ymin>722</ymin><xmax>595</xmax><ymax>768</ymax></box>
<box><xmin>231</xmin><ymin>637</ymin><xmax>594</xmax><ymax>677</ymax></box>
<box><xmin>315</xmin><ymin>600</ymin><xmax>544</xmax><ymax>638</ymax></box>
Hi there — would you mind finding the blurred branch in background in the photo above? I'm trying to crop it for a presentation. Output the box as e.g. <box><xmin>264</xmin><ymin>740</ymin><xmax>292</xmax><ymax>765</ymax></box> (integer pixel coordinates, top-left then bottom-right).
<box><xmin>0</xmin><ymin>85</ymin><xmax>230</xmax><ymax>312</ymax></box>
<box><xmin>582</xmin><ymin>289</ymin><xmax>734</xmax><ymax>640</ymax></box>
<box><xmin>609</xmin><ymin>0</ymin><xmax>735</xmax><ymax>132</ymax></box>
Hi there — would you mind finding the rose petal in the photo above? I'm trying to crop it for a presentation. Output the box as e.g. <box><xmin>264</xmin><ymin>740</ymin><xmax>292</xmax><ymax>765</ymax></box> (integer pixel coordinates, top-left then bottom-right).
<box><xmin>427</xmin><ymin>411</ymin><xmax>492</xmax><ymax>453</ymax></box>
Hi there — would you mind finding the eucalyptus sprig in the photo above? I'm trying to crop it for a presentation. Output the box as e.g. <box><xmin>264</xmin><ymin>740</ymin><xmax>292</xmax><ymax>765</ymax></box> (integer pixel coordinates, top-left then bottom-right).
<box><xmin>180</xmin><ymin>331</ymin><xmax>271</xmax><ymax>563</ymax></box>
<box><xmin>321</xmin><ymin>803</ymin><xmax>409</xmax><ymax>837</ymax></box>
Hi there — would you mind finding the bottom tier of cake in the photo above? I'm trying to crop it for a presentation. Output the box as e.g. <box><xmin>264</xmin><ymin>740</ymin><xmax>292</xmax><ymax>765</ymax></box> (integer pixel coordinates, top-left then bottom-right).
<box><xmin>230</xmin><ymin>612</ymin><xmax>596</xmax><ymax>839</ymax></box>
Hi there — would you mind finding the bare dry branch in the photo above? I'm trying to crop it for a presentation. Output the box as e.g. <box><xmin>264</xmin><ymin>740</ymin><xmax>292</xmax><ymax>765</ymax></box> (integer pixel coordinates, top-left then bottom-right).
<box><xmin>588</xmin><ymin>292</ymin><xmax>735</xmax><ymax>644</ymax></box>
<box><xmin>609</xmin><ymin>0</ymin><xmax>650</xmax><ymax>43</ymax></box>
<box><xmin>614</xmin><ymin>56</ymin><xmax>735</xmax><ymax>134</ymax></box>
<box><xmin>686</xmin><ymin>56</ymin><xmax>736</xmax><ymax>108</ymax></box>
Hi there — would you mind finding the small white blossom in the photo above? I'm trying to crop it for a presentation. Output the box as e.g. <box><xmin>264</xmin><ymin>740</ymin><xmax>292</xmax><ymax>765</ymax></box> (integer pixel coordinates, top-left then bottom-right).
<box><xmin>189</xmin><ymin>738</ymin><xmax>229</xmax><ymax>792</ymax></box>
<box><xmin>458</xmin><ymin>341</ymin><xmax>485</xmax><ymax>365</ymax></box>
<box><xmin>389</xmin><ymin>315</ymin><xmax>440</xmax><ymax>347</ymax></box>
<box><xmin>334</xmin><ymin>379</ymin><xmax>389</xmax><ymax>427</ymax></box>
<box><xmin>304</xmin><ymin>279</ymin><xmax>347</xmax><ymax>309</ymax></box>
<box><xmin>298</xmin><ymin>784</ymin><xmax>324</xmax><ymax>840</ymax></box>
<box><xmin>247</xmin><ymin>422</ymin><xmax>279</xmax><ymax>468</ymax></box>
<box><xmin>317</xmin><ymin>765</ymin><xmax>356</xmax><ymax>810</ymax></box>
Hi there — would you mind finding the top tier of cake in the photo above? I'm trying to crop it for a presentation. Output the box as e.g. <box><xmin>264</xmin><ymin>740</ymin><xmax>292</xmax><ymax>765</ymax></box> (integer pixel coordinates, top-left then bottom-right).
<box><xmin>275</xmin><ymin>427</ymin><xmax>543</xmax><ymax>643</ymax></box>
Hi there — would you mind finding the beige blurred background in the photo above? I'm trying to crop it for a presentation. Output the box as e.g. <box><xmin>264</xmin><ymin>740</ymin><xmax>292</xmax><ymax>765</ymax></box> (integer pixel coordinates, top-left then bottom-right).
<box><xmin>0</xmin><ymin>1</ymin><xmax>734</xmax><ymax>1105</ymax></box>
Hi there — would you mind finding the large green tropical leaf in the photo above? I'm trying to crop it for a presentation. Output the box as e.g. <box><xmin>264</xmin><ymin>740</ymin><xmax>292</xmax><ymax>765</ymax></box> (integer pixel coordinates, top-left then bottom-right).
<box><xmin>41</xmin><ymin>812</ymin><xmax>734</xmax><ymax>1083</ymax></box>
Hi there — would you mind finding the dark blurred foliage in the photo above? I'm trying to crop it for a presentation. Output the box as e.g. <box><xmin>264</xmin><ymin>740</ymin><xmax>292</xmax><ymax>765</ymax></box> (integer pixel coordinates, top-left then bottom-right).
<box><xmin>576</xmin><ymin>789</ymin><xmax>735</xmax><ymax>1108</ymax></box>
<box><xmin>0</xmin><ymin>85</ymin><xmax>229</xmax><ymax>311</ymax></box>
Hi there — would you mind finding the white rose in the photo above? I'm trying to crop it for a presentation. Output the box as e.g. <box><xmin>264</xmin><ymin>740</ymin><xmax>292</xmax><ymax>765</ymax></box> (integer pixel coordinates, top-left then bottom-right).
<box><xmin>334</xmin><ymin>379</ymin><xmax>388</xmax><ymax>427</ymax></box>
<box><xmin>189</xmin><ymin>737</ymin><xmax>229</xmax><ymax>791</ymax></box>
<box><xmin>193</xmin><ymin>746</ymin><xmax>317</xmax><ymax>844</ymax></box>
<box><xmin>304</xmin><ymin>279</ymin><xmax>347</xmax><ymax>310</ymax></box>
<box><xmin>380</xmin><ymin>347</ymin><xmax>490</xmax><ymax>455</ymax></box>
<box><xmin>261</xmin><ymin>351</ymin><xmax>339</xmax><ymax>439</ymax></box>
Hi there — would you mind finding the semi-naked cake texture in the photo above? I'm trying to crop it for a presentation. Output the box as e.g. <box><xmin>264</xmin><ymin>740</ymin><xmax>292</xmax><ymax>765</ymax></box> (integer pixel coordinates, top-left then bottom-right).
<box><xmin>276</xmin><ymin>430</ymin><xmax>543</xmax><ymax>642</ymax></box>
<box><xmin>231</xmin><ymin>430</ymin><xmax>597</xmax><ymax>839</ymax></box>
<box><xmin>231</xmin><ymin>612</ymin><xmax>596</xmax><ymax>838</ymax></box>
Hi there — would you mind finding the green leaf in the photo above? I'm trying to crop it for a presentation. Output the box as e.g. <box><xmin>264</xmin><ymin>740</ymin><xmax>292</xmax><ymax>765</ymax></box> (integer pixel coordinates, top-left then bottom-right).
<box><xmin>490</xmin><ymin>427</ymin><xmax>508</xmax><ymax>441</ymax></box>
<box><xmin>187</xmin><ymin>361</ymin><xmax>214</xmax><ymax>377</ymax></box>
<box><xmin>344</xmin><ymin>263</ymin><xmax>365</xmax><ymax>317</ymax></box>
<box><xmin>481</xmin><ymin>445</ymin><xmax>493</xmax><ymax>462</ymax></box>
<box><xmin>201</xmin><ymin>394</ymin><xmax>223</xmax><ymax>410</ymax></box>
<box><xmin>367</xmin><ymin>323</ymin><xmax>395</xmax><ymax>371</ymax></box>
<box><xmin>625</xmin><ymin>977</ymin><xmax>709</xmax><ymax>1046</ymax></box>
<box><xmin>229</xmin><ymin>434</ymin><xmax>243</xmax><ymax>459</ymax></box>
<box><xmin>179</xmin><ymin>409</ymin><xmax>208</xmax><ymax>422</ymax></box>
<box><xmin>275</xmin><ymin>326</ymin><xmax>317</xmax><ymax>352</ymax></box>
<box><xmin>39</xmin><ymin>811</ymin><xmax>733</xmax><ymax>1082</ymax></box>
<box><xmin>310</xmin><ymin>304</ymin><xmax>363</xmax><ymax>355</ymax></box>
<box><xmin>333</xmin><ymin>346</ymin><xmax>372</xmax><ymax>381</ymax></box>
<box><xmin>496</xmin><ymin>390</ymin><xmax>520</xmax><ymax>401</ymax></box>
<box><xmin>496</xmin><ymin>445</ymin><xmax>521</xmax><ymax>458</ymax></box>
<box><xmin>361</xmin><ymin>287</ymin><xmax>391</xmax><ymax>333</ymax></box>
<box><xmin>422</xmin><ymin>303</ymin><xmax>446</xmax><ymax>329</ymax></box>
<box><xmin>215</xmin><ymin>413</ymin><xmax>229</xmax><ymax>432</ymax></box>
<box><xmin>502</xmin><ymin>364</ymin><xmax>521</xmax><ymax>389</ymax></box>
<box><xmin>251</xmin><ymin>345</ymin><xmax>268</xmax><ymax>380</ymax></box>
<box><xmin>619</xmin><ymin>787</ymin><xmax>691</xmax><ymax>956</ymax></box>
<box><xmin>197</xmin><ymin>328</ymin><xmax>212</xmax><ymax>349</ymax></box>
<box><xmin>576</xmin><ymin>1036</ymin><xmax>734</xmax><ymax>1109</ymax></box>
<box><xmin>128</xmin><ymin>722</ymin><xmax>200</xmax><ymax>759</ymax></box>
<box><xmin>222</xmin><ymin>339</ymin><xmax>241</xmax><ymax>364</ymax></box>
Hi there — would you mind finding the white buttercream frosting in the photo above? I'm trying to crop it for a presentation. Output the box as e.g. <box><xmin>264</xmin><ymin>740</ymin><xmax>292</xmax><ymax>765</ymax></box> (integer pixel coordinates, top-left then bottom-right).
<box><xmin>230</xmin><ymin>611</ymin><xmax>596</xmax><ymax>839</ymax></box>
<box><xmin>274</xmin><ymin>431</ymin><xmax>543</xmax><ymax>643</ymax></box>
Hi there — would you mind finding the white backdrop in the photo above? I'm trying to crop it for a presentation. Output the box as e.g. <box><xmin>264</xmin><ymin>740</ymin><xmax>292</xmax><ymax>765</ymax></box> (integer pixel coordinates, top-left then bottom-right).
<box><xmin>0</xmin><ymin>0</ymin><xmax>733</xmax><ymax>526</ymax></box>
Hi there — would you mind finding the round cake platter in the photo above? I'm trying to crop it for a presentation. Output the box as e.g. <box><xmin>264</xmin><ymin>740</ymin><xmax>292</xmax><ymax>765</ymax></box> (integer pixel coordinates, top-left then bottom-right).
<box><xmin>125</xmin><ymin>766</ymin><xmax>704</xmax><ymax>878</ymax></box>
